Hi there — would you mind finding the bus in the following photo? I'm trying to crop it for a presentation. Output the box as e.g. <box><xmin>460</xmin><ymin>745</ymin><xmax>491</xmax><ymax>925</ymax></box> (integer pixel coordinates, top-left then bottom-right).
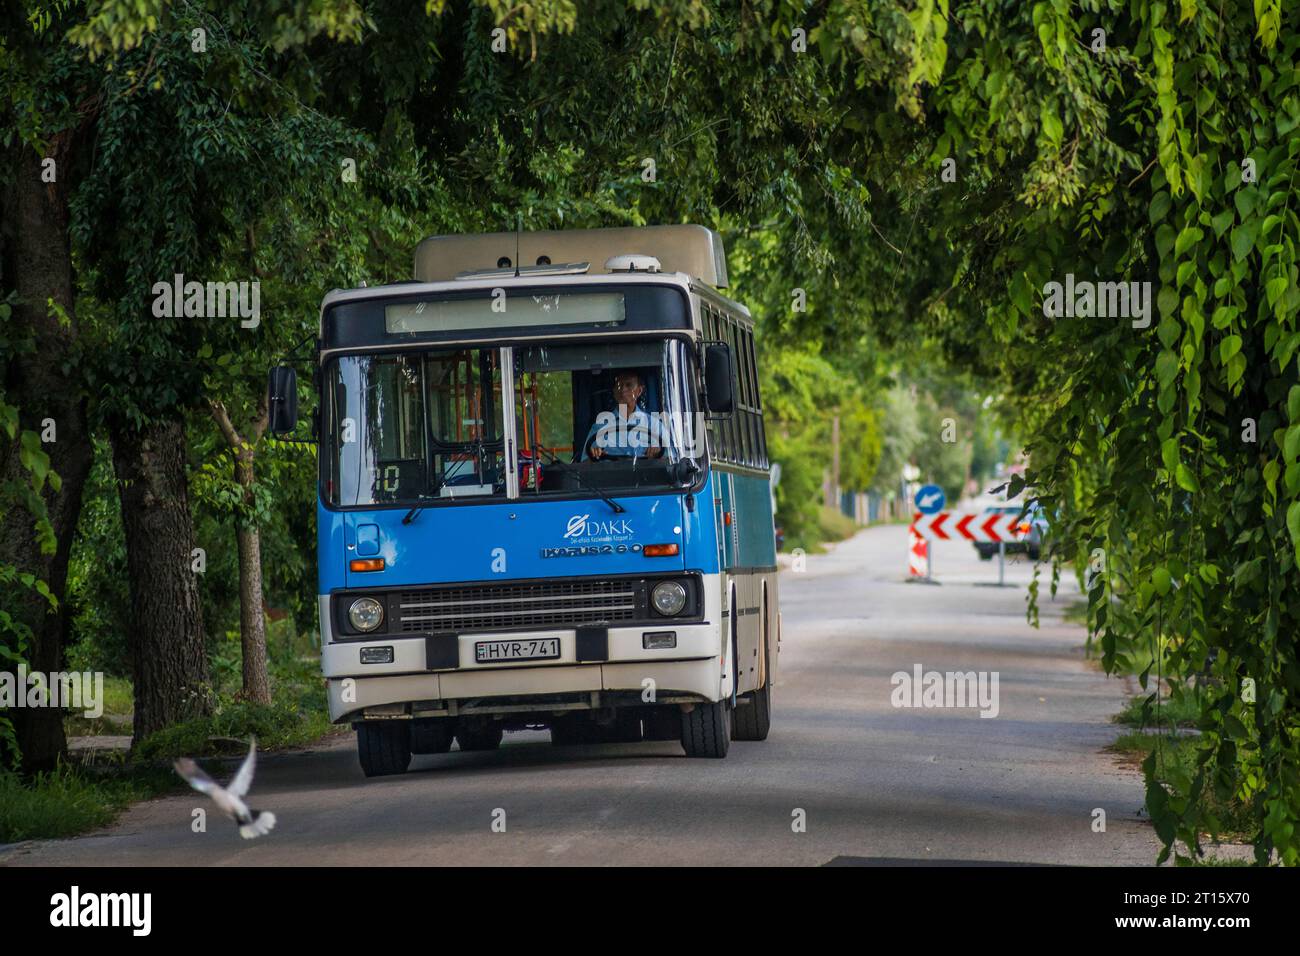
<box><xmin>267</xmin><ymin>224</ymin><xmax>780</xmax><ymax>776</ymax></box>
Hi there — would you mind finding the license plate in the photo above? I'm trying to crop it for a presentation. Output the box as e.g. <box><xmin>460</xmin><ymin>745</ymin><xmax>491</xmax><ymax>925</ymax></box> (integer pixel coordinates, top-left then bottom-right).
<box><xmin>474</xmin><ymin>638</ymin><xmax>561</xmax><ymax>663</ymax></box>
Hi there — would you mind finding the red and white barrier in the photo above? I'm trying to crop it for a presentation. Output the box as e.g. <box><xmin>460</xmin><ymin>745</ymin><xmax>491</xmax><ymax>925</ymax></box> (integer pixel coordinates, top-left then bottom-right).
<box><xmin>908</xmin><ymin>527</ymin><xmax>929</xmax><ymax>578</ymax></box>
<box><xmin>909</xmin><ymin>511</ymin><xmax>1028</xmax><ymax>543</ymax></box>
<box><xmin>907</xmin><ymin>510</ymin><xmax>1030</xmax><ymax>585</ymax></box>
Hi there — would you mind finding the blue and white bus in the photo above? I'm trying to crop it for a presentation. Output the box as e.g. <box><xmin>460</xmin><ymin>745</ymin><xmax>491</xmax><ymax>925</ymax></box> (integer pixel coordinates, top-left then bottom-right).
<box><xmin>268</xmin><ymin>225</ymin><xmax>779</xmax><ymax>775</ymax></box>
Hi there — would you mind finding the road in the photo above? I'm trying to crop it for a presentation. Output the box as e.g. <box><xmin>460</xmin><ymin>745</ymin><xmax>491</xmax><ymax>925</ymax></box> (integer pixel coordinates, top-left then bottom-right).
<box><xmin>1</xmin><ymin>524</ymin><xmax>1159</xmax><ymax>866</ymax></box>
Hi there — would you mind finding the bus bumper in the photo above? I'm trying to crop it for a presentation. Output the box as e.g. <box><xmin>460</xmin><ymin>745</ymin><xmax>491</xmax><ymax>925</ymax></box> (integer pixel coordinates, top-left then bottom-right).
<box><xmin>322</xmin><ymin>623</ymin><xmax>724</xmax><ymax>723</ymax></box>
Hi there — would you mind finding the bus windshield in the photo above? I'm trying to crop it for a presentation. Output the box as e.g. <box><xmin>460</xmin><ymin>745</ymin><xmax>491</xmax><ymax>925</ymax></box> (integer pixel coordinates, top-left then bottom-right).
<box><xmin>324</xmin><ymin>338</ymin><xmax>701</xmax><ymax>507</ymax></box>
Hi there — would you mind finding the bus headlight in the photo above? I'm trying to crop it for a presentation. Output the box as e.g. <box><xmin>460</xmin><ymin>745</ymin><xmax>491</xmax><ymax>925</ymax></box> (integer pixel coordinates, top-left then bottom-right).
<box><xmin>651</xmin><ymin>581</ymin><xmax>687</xmax><ymax>616</ymax></box>
<box><xmin>348</xmin><ymin>597</ymin><xmax>385</xmax><ymax>632</ymax></box>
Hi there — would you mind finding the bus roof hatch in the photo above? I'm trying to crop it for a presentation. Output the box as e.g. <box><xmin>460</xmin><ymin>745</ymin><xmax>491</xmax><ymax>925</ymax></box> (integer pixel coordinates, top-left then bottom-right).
<box><xmin>414</xmin><ymin>224</ymin><xmax>728</xmax><ymax>288</ymax></box>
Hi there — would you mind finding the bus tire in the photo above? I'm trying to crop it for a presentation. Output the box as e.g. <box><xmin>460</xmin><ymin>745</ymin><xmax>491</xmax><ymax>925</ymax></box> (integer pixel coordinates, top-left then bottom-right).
<box><xmin>357</xmin><ymin>721</ymin><xmax>412</xmax><ymax>777</ymax></box>
<box><xmin>455</xmin><ymin>722</ymin><xmax>504</xmax><ymax>751</ymax></box>
<box><xmin>732</xmin><ymin>678</ymin><xmax>771</xmax><ymax>741</ymax></box>
<box><xmin>733</xmin><ymin>600</ymin><xmax>773</xmax><ymax>741</ymax></box>
<box><xmin>680</xmin><ymin>700</ymin><xmax>730</xmax><ymax>758</ymax></box>
<box><xmin>410</xmin><ymin>717</ymin><xmax>455</xmax><ymax>754</ymax></box>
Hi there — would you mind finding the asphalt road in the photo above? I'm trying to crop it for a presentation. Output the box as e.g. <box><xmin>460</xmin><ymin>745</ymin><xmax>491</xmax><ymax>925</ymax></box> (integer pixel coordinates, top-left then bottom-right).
<box><xmin>1</xmin><ymin>524</ymin><xmax>1160</xmax><ymax>866</ymax></box>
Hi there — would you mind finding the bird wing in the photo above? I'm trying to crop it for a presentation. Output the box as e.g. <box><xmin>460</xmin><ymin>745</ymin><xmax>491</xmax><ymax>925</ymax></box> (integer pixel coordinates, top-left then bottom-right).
<box><xmin>174</xmin><ymin>758</ymin><xmax>218</xmax><ymax>795</ymax></box>
<box><xmin>227</xmin><ymin>737</ymin><xmax>258</xmax><ymax>799</ymax></box>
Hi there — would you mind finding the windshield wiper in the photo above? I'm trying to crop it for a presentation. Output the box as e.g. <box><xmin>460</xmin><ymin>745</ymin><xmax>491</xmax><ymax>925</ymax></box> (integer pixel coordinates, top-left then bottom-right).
<box><xmin>401</xmin><ymin>479</ymin><xmax>445</xmax><ymax>525</ymax></box>
<box><xmin>533</xmin><ymin>444</ymin><xmax>625</xmax><ymax>514</ymax></box>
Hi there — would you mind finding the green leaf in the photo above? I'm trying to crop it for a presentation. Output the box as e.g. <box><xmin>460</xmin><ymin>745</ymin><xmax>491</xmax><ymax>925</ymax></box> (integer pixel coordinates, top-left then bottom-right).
<box><xmin>1040</xmin><ymin>103</ymin><xmax>1063</xmax><ymax>146</ymax></box>
<box><xmin>1211</xmin><ymin>208</ymin><xmax>1234</xmax><ymax>237</ymax></box>
<box><xmin>1149</xmin><ymin>191</ymin><xmax>1172</xmax><ymax>225</ymax></box>
<box><xmin>1288</xmin><ymin>501</ymin><xmax>1300</xmax><ymax>559</ymax></box>
<box><xmin>1157</xmin><ymin>286</ymin><xmax>1180</xmax><ymax>318</ymax></box>
<box><xmin>1156</xmin><ymin>349</ymin><xmax>1180</xmax><ymax>386</ymax></box>
<box><xmin>1285</xmin><ymin>424</ymin><xmax>1300</xmax><ymax>463</ymax></box>
<box><xmin>1156</xmin><ymin>224</ymin><xmax>1177</xmax><ymax>258</ymax></box>
<box><xmin>1234</xmin><ymin>188</ymin><xmax>1256</xmax><ymax>218</ymax></box>
<box><xmin>1158</xmin><ymin>316</ymin><xmax>1181</xmax><ymax>350</ymax></box>
<box><xmin>1230</xmin><ymin>221</ymin><xmax>1259</xmax><ymax>261</ymax></box>
<box><xmin>1219</xmin><ymin>334</ymin><xmax>1242</xmax><ymax>364</ymax></box>
<box><xmin>1211</xmin><ymin>305</ymin><xmax>1237</xmax><ymax>329</ymax></box>
<box><xmin>1175</xmin><ymin>463</ymin><xmax>1200</xmax><ymax>492</ymax></box>
<box><xmin>1152</xmin><ymin>566</ymin><xmax>1172</xmax><ymax>596</ymax></box>
<box><xmin>1175</xmin><ymin>225</ymin><xmax>1204</xmax><ymax>257</ymax></box>
<box><xmin>1227</xmin><ymin>353</ymin><xmax>1247</xmax><ymax>389</ymax></box>
<box><xmin>1161</xmin><ymin>437</ymin><xmax>1180</xmax><ymax>473</ymax></box>
<box><xmin>1266</xmin><ymin>275</ymin><xmax>1288</xmax><ymax>306</ymax></box>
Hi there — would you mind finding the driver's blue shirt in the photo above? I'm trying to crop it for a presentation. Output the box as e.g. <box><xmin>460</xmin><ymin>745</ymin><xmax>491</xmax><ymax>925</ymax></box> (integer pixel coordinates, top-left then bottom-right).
<box><xmin>582</xmin><ymin>408</ymin><xmax>668</xmax><ymax>460</ymax></box>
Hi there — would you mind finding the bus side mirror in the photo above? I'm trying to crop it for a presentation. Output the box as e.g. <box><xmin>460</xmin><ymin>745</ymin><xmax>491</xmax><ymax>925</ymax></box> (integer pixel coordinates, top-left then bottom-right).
<box><xmin>267</xmin><ymin>366</ymin><xmax>299</xmax><ymax>435</ymax></box>
<box><xmin>703</xmin><ymin>343</ymin><xmax>734</xmax><ymax>415</ymax></box>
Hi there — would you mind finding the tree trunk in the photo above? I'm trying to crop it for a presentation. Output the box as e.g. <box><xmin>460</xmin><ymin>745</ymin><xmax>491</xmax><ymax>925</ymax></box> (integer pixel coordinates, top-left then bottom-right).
<box><xmin>109</xmin><ymin>417</ymin><xmax>212</xmax><ymax>744</ymax></box>
<box><xmin>234</xmin><ymin>522</ymin><xmax>271</xmax><ymax>704</ymax></box>
<box><xmin>0</xmin><ymin>143</ymin><xmax>94</xmax><ymax>772</ymax></box>
<box><xmin>210</xmin><ymin>400</ymin><xmax>271</xmax><ymax>705</ymax></box>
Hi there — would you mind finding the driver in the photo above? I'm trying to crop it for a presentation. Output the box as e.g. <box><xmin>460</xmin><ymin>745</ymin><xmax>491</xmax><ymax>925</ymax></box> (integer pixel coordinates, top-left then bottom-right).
<box><xmin>582</xmin><ymin>370</ymin><xmax>666</xmax><ymax>460</ymax></box>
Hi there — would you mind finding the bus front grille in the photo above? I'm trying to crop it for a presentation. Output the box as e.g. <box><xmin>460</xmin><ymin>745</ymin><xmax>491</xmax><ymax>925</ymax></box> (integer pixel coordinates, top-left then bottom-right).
<box><xmin>394</xmin><ymin>580</ymin><xmax>640</xmax><ymax>633</ymax></box>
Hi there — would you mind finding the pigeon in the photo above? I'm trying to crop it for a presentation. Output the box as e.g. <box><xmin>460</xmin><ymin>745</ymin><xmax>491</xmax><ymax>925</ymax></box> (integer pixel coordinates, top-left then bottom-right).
<box><xmin>174</xmin><ymin>737</ymin><xmax>277</xmax><ymax>839</ymax></box>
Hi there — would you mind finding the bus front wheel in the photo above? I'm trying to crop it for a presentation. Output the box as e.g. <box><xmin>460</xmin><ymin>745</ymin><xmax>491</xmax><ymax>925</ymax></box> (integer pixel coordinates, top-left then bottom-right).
<box><xmin>356</xmin><ymin>721</ymin><xmax>412</xmax><ymax>778</ymax></box>
<box><xmin>680</xmin><ymin>700</ymin><xmax>730</xmax><ymax>758</ymax></box>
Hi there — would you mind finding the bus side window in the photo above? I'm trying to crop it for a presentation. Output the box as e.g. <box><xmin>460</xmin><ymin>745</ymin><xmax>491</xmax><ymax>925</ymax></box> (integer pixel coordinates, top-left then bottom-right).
<box><xmin>751</xmin><ymin>328</ymin><xmax>768</xmax><ymax>467</ymax></box>
<box><xmin>724</xmin><ymin>316</ymin><xmax>745</xmax><ymax>464</ymax></box>
<box><xmin>741</xmin><ymin>325</ymin><xmax>761</xmax><ymax>467</ymax></box>
<box><xmin>703</xmin><ymin>305</ymin><xmax>728</xmax><ymax>464</ymax></box>
<box><xmin>736</xmin><ymin>322</ymin><xmax>752</xmax><ymax>465</ymax></box>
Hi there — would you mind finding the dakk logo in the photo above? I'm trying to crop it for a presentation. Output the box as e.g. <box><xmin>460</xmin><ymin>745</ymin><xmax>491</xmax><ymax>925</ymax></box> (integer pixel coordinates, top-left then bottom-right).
<box><xmin>564</xmin><ymin>514</ymin><xmax>633</xmax><ymax>539</ymax></box>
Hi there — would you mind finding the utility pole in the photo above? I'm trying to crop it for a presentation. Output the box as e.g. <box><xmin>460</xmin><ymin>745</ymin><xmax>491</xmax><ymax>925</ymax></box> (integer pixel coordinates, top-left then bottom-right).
<box><xmin>829</xmin><ymin>413</ymin><xmax>841</xmax><ymax>511</ymax></box>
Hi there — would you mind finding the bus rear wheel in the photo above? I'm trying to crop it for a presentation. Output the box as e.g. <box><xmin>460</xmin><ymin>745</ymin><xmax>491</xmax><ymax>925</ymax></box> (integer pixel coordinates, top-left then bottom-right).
<box><xmin>733</xmin><ymin>599</ymin><xmax>773</xmax><ymax>741</ymax></box>
<box><xmin>680</xmin><ymin>700</ymin><xmax>730</xmax><ymax>758</ymax></box>
<box><xmin>357</xmin><ymin>721</ymin><xmax>412</xmax><ymax>777</ymax></box>
<box><xmin>732</xmin><ymin>678</ymin><xmax>771</xmax><ymax>741</ymax></box>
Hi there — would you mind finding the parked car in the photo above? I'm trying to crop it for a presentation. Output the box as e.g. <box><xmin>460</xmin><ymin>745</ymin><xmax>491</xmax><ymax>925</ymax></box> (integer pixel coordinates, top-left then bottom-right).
<box><xmin>971</xmin><ymin>499</ymin><xmax>1047</xmax><ymax>561</ymax></box>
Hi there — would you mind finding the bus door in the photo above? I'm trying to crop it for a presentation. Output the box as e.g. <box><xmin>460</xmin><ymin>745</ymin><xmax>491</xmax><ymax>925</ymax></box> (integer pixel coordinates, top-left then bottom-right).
<box><xmin>717</xmin><ymin>470</ymin><xmax>736</xmax><ymax>571</ymax></box>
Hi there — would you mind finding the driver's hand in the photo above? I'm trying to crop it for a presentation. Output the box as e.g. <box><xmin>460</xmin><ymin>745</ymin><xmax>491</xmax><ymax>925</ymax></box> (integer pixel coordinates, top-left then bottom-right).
<box><xmin>647</xmin><ymin>446</ymin><xmax>662</xmax><ymax>458</ymax></box>
<box><xmin>590</xmin><ymin>443</ymin><xmax>604</xmax><ymax>459</ymax></box>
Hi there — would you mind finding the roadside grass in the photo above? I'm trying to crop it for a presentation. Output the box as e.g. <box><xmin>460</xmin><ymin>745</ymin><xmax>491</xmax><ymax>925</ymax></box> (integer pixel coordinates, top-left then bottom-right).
<box><xmin>63</xmin><ymin>674</ymin><xmax>134</xmax><ymax>737</ymax></box>
<box><xmin>1113</xmin><ymin>691</ymin><xmax>1202</xmax><ymax>731</ymax></box>
<box><xmin>3</xmin><ymin>647</ymin><xmax>340</xmax><ymax>845</ymax></box>
<box><xmin>785</xmin><ymin>506</ymin><xmax>891</xmax><ymax>554</ymax></box>
<box><xmin>136</xmin><ymin>652</ymin><xmax>342</xmax><ymax>760</ymax></box>
<box><xmin>1062</xmin><ymin>598</ymin><xmax>1088</xmax><ymax>626</ymax></box>
<box><xmin>1061</xmin><ymin>592</ymin><xmax>1254</xmax><ymax>858</ymax></box>
<box><xmin>0</xmin><ymin>763</ymin><xmax>177</xmax><ymax>844</ymax></box>
<box><xmin>1108</xmin><ymin>731</ymin><xmax>1255</xmax><ymax>844</ymax></box>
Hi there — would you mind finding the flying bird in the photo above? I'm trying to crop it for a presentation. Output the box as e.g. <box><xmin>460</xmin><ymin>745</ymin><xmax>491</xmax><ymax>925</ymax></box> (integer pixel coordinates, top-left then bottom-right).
<box><xmin>175</xmin><ymin>738</ymin><xmax>277</xmax><ymax>839</ymax></box>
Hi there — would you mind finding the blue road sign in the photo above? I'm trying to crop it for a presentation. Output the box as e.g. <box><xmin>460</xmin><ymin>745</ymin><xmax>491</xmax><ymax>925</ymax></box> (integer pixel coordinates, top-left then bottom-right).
<box><xmin>914</xmin><ymin>484</ymin><xmax>946</xmax><ymax>514</ymax></box>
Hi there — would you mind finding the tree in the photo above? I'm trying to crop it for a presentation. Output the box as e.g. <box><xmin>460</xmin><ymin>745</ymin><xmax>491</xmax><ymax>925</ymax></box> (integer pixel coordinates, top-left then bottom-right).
<box><xmin>0</xmin><ymin>11</ymin><xmax>101</xmax><ymax>770</ymax></box>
